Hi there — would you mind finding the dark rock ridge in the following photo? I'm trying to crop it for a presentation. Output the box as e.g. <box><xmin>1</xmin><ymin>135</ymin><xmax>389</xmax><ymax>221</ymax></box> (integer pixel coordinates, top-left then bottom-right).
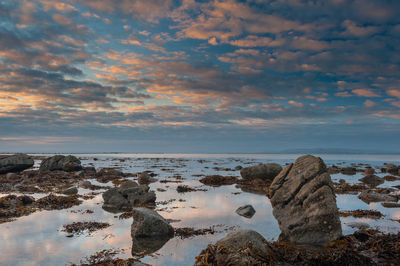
<box><xmin>0</xmin><ymin>154</ymin><xmax>34</xmax><ymax>174</ymax></box>
<box><xmin>102</xmin><ymin>181</ymin><xmax>156</xmax><ymax>212</ymax></box>
<box><xmin>269</xmin><ymin>155</ymin><xmax>342</xmax><ymax>245</ymax></box>
<box><xmin>40</xmin><ymin>155</ymin><xmax>82</xmax><ymax>172</ymax></box>
<box><xmin>240</xmin><ymin>163</ymin><xmax>282</xmax><ymax>181</ymax></box>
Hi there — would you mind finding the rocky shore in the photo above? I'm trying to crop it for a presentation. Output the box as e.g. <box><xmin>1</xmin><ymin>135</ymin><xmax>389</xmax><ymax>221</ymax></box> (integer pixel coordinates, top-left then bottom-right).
<box><xmin>0</xmin><ymin>153</ymin><xmax>399</xmax><ymax>265</ymax></box>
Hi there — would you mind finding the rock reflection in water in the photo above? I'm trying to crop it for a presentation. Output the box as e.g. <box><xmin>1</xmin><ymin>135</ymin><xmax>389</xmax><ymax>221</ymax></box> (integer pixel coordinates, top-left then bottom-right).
<box><xmin>132</xmin><ymin>236</ymin><xmax>171</xmax><ymax>256</ymax></box>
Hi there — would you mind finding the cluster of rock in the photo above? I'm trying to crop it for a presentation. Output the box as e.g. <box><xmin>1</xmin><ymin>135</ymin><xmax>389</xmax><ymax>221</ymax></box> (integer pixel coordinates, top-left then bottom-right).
<box><xmin>196</xmin><ymin>154</ymin><xmax>345</xmax><ymax>264</ymax></box>
<box><xmin>102</xmin><ymin>181</ymin><xmax>156</xmax><ymax>212</ymax></box>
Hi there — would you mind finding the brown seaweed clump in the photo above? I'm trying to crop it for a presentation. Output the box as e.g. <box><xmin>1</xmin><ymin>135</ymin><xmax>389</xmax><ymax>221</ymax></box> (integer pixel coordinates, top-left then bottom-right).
<box><xmin>199</xmin><ymin>175</ymin><xmax>238</xmax><ymax>187</ymax></box>
<box><xmin>0</xmin><ymin>193</ymin><xmax>82</xmax><ymax>224</ymax></box>
<box><xmin>36</xmin><ymin>194</ymin><xmax>82</xmax><ymax>210</ymax></box>
<box><xmin>333</xmin><ymin>180</ymin><xmax>368</xmax><ymax>194</ymax></box>
<box><xmin>72</xmin><ymin>248</ymin><xmax>148</xmax><ymax>266</ymax></box>
<box><xmin>195</xmin><ymin>229</ymin><xmax>400</xmax><ymax>266</ymax></box>
<box><xmin>61</xmin><ymin>221</ymin><xmax>110</xmax><ymax>236</ymax></box>
<box><xmin>339</xmin><ymin>209</ymin><xmax>384</xmax><ymax>219</ymax></box>
<box><xmin>174</xmin><ymin>227</ymin><xmax>216</xmax><ymax>239</ymax></box>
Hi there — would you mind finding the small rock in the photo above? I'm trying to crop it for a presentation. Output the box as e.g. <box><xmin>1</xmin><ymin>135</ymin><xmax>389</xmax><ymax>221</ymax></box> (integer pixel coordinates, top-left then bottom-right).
<box><xmin>234</xmin><ymin>165</ymin><xmax>242</xmax><ymax>170</ymax></box>
<box><xmin>240</xmin><ymin>163</ymin><xmax>282</xmax><ymax>180</ymax></box>
<box><xmin>62</xmin><ymin>187</ymin><xmax>78</xmax><ymax>195</ymax></box>
<box><xmin>79</xmin><ymin>180</ymin><xmax>92</xmax><ymax>188</ymax></box>
<box><xmin>359</xmin><ymin>175</ymin><xmax>384</xmax><ymax>187</ymax></box>
<box><xmin>341</xmin><ymin>167</ymin><xmax>357</xmax><ymax>175</ymax></box>
<box><xmin>131</xmin><ymin>207</ymin><xmax>174</xmax><ymax>238</ymax></box>
<box><xmin>138</xmin><ymin>172</ymin><xmax>157</xmax><ymax>185</ymax></box>
<box><xmin>6</xmin><ymin>173</ymin><xmax>18</xmax><ymax>179</ymax></box>
<box><xmin>363</xmin><ymin>168</ymin><xmax>375</xmax><ymax>175</ymax></box>
<box><xmin>381</xmin><ymin>202</ymin><xmax>400</xmax><ymax>208</ymax></box>
<box><xmin>235</xmin><ymin>205</ymin><xmax>256</xmax><ymax>218</ymax></box>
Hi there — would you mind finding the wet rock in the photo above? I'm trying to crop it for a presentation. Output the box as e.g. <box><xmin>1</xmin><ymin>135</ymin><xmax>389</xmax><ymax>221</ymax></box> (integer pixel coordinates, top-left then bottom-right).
<box><xmin>341</xmin><ymin>167</ymin><xmax>357</xmax><ymax>175</ymax></box>
<box><xmin>269</xmin><ymin>155</ymin><xmax>342</xmax><ymax>245</ymax></box>
<box><xmin>131</xmin><ymin>208</ymin><xmax>174</xmax><ymax>238</ymax></box>
<box><xmin>358</xmin><ymin>190</ymin><xmax>397</xmax><ymax>203</ymax></box>
<box><xmin>195</xmin><ymin>230</ymin><xmax>272</xmax><ymax>265</ymax></box>
<box><xmin>216</xmin><ymin>230</ymin><xmax>269</xmax><ymax>253</ymax></box>
<box><xmin>381</xmin><ymin>202</ymin><xmax>400</xmax><ymax>208</ymax></box>
<box><xmin>40</xmin><ymin>155</ymin><xmax>82</xmax><ymax>172</ymax></box>
<box><xmin>240</xmin><ymin>163</ymin><xmax>282</xmax><ymax>180</ymax></box>
<box><xmin>137</xmin><ymin>172</ymin><xmax>157</xmax><ymax>185</ymax></box>
<box><xmin>234</xmin><ymin>165</ymin><xmax>242</xmax><ymax>170</ymax></box>
<box><xmin>359</xmin><ymin>174</ymin><xmax>384</xmax><ymax>187</ymax></box>
<box><xmin>388</xmin><ymin>166</ymin><xmax>400</xmax><ymax>175</ymax></box>
<box><xmin>235</xmin><ymin>205</ymin><xmax>256</xmax><ymax>218</ymax></box>
<box><xmin>79</xmin><ymin>180</ymin><xmax>91</xmax><ymax>188</ymax></box>
<box><xmin>363</xmin><ymin>168</ymin><xmax>375</xmax><ymax>175</ymax></box>
<box><xmin>83</xmin><ymin>166</ymin><xmax>96</xmax><ymax>172</ymax></box>
<box><xmin>200</xmin><ymin>175</ymin><xmax>237</xmax><ymax>186</ymax></box>
<box><xmin>62</xmin><ymin>186</ymin><xmax>78</xmax><ymax>195</ymax></box>
<box><xmin>6</xmin><ymin>173</ymin><xmax>18</xmax><ymax>179</ymax></box>
<box><xmin>0</xmin><ymin>154</ymin><xmax>34</xmax><ymax>174</ymax></box>
<box><xmin>102</xmin><ymin>181</ymin><xmax>156</xmax><ymax>212</ymax></box>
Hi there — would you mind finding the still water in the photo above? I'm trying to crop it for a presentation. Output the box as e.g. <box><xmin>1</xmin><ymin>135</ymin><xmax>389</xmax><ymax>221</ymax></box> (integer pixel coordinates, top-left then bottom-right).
<box><xmin>1</xmin><ymin>154</ymin><xmax>400</xmax><ymax>265</ymax></box>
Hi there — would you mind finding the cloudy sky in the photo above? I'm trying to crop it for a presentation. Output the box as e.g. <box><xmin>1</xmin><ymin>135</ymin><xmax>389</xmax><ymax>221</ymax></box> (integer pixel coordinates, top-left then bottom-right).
<box><xmin>0</xmin><ymin>0</ymin><xmax>399</xmax><ymax>153</ymax></box>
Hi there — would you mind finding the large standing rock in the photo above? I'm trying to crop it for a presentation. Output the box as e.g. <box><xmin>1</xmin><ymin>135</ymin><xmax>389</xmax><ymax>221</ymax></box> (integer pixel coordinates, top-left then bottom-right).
<box><xmin>39</xmin><ymin>155</ymin><xmax>82</xmax><ymax>171</ymax></box>
<box><xmin>131</xmin><ymin>208</ymin><xmax>174</xmax><ymax>238</ymax></box>
<box><xmin>269</xmin><ymin>155</ymin><xmax>342</xmax><ymax>245</ymax></box>
<box><xmin>240</xmin><ymin>163</ymin><xmax>282</xmax><ymax>180</ymax></box>
<box><xmin>102</xmin><ymin>181</ymin><xmax>156</xmax><ymax>212</ymax></box>
<box><xmin>0</xmin><ymin>154</ymin><xmax>34</xmax><ymax>174</ymax></box>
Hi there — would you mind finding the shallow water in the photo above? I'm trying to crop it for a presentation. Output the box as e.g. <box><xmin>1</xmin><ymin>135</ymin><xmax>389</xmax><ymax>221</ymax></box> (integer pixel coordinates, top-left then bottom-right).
<box><xmin>1</xmin><ymin>154</ymin><xmax>400</xmax><ymax>266</ymax></box>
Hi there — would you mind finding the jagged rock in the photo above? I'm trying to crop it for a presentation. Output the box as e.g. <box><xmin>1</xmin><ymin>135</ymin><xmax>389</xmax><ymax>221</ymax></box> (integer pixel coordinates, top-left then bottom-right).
<box><xmin>62</xmin><ymin>187</ymin><xmax>78</xmax><ymax>195</ymax></box>
<box><xmin>269</xmin><ymin>155</ymin><xmax>342</xmax><ymax>245</ymax></box>
<box><xmin>102</xmin><ymin>181</ymin><xmax>155</xmax><ymax>212</ymax></box>
<box><xmin>39</xmin><ymin>155</ymin><xmax>82</xmax><ymax>172</ymax></box>
<box><xmin>359</xmin><ymin>175</ymin><xmax>384</xmax><ymax>187</ymax></box>
<box><xmin>131</xmin><ymin>208</ymin><xmax>174</xmax><ymax>238</ymax></box>
<box><xmin>235</xmin><ymin>205</ymin><xmax>256</xmax><ymax>218</ymax></box>
<box><xmin>0</xmin><ymin>154</ymin><xmax>34</xmax><ymax>174</ymax></box>
<box><xmin>240</xmin><ymin>163</ymin><xmax>282</xmax><ymax>180</ymax></box>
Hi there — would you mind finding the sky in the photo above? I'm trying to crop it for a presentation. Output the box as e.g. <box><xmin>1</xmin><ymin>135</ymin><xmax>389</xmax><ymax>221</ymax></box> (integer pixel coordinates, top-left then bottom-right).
<box><xmin>0</xmin><ymin>0</ymin><xmax>399</xmax><ymax>153</ymax></box>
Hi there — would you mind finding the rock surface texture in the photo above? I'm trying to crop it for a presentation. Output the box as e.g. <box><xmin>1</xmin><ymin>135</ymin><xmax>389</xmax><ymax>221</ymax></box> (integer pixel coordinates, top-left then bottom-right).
<box><xmin>102</xmin><ymin>181</ymin><xmax>156</xmax><ymax>212</ymax></box>
<box><xmin>0</xmin><ymin>154</ymin><xmax>34</xmax><ymax>174</ymax></box>
<box><xmin>269</xmin><ymin>155</ymin><xmax>342</xmax><ymax>245</ymax></box>
<box><xmin>39</xmin><ymin>155</ymin><xmax>82</xmax><ymax>171</ymax></box>
<box><xmin>131</xmin><ymin>208</ymin><xmax>174</xmax><ymax>238</ymax></box>
<box><xmin>240</xmin><ymin>163</ymin><xmax>282</xmax><ymax>180</ymax></box>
